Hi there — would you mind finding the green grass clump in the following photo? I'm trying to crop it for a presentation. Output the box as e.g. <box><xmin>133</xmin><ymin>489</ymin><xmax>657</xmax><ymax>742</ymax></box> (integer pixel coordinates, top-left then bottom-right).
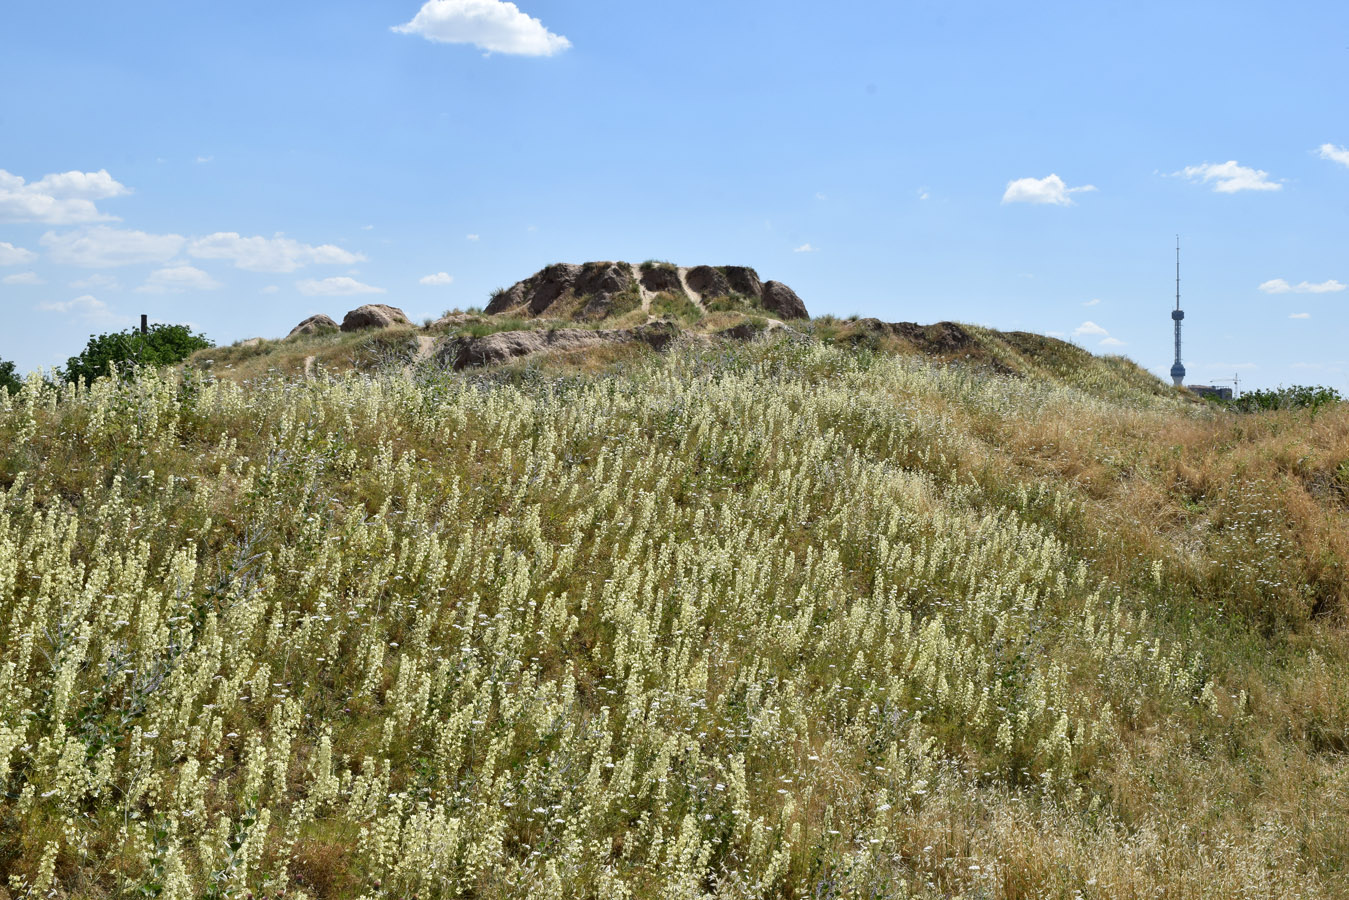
<box><xmin>0</xmin><ymin>340</ymin><xmax>1347</xmax><ymax>897</ymax></box>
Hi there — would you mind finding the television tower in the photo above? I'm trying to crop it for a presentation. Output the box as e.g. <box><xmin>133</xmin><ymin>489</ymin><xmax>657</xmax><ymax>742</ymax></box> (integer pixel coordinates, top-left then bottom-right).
<box><xmin>1170</xmin><ymin>236</ymin><xmax>1186</xmax><ymax>387</ymax></box>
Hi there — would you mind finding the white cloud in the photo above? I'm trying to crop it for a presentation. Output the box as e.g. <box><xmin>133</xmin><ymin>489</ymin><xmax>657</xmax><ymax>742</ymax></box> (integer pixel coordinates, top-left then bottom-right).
<box><xmin>3</xmin><ymin>272</ymin><xmax>44</xmax><ymax>286</ymax></box>
<box><xmin>0</xmin><ymin>241</ymin><xmax>37</xmax><ymax>265</ymax></box>
<box><xmin>70</xmin><ymin>273</ymin><xmax>120</xmax><ymax>291</ymax></box>
<box><xmin>917</xmin><ymin>187</ymin><xmax>931</xmax><ymax>201</ymax></box>
<box><xmin>466</xmin><ymin>233</ymin><xmax>480</xmax><ymax>241</ymax></box>
<box><xmin>1318</xmin><ymin>144</ymin><xmax>1349</xmax><ymax>168</ymax></box>
<box><xmin>37</xmin><ymin>294</ymin><xmax>128</xmax><ymax>326</ymax></box>
<box><xmin>420</xmin><ymin>272</ymin><xmax>455</xmax><ymax>286</ymax></box>
<box><xmin>393</xmin><ymin>0</ymin><xmax>571</xmax><ymax>56</ymax></box>
<box><xmin>188</xmin><ymin>232</ymin><xmax>363</xmax><ymax>273</ymax></box>
<box><xmin>1083</xmin><ymin>298</ymin><xmax>1101</xmax><ymax>307</ymax></box>
<box><xmin>196</xmin><ymin>156</ymin><xmax>214</xmax><ymax>164</ymax></box>
<box><xmin>1073</xmin><ymin>321</ymin><xmax>1108</xmax><ymax>337</ymax></box>
<box><xmin>793</xmin><ymin>243</ymin><xmax>818</xmax><ymax>253</ymax></box>
<box><xmin>41</xmin><ymin>226</ymin><xmax>185</xmax><ymax>267</ymax></box>
<box><xmin>1100</xmin><ymin>336</ymin><xmax>1126</xmax><ymax>347</ymax></box>
<box><xmin>1290</xmin><ymin>312</ymin><xmax>1311</xmax><ymax>319</ymax></box>
<box><xmin>1002</xmin><ymin>174</ymin><xmax>1096</xmax><ymax>206</ymax></box>
<box><xmin>0</xmin><ymin>168</ymin><xmax>129</xmax><ymax>224</ymax></box>
<box><xmin>1178</xmin><ymin>161</ymin><xmax>1280</xmax><ymax>193</ymax></box>
<box><xmin>297</xmin><ymin>277</ymin><xmax>386</xmax><ymax>297</ymax></box>
<box><xmin>136</xmin><ymin>265</ymin><xmax>222</xmax><ymax>294</ymax></box>
<box><xmin>816</xmin><ymin>192</ymin><xmax>828</xmax><ymax>201</ymax></box>
<box><xmin>1258</xmin><ymin>278</ymin><xmax>1345</xmax><ymax>294</ymax></box>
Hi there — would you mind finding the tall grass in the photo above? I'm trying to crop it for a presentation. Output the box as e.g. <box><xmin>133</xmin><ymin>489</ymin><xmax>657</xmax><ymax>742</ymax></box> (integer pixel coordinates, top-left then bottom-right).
<box><xmin>0</xmin><ymin>340</ymin><xmax>1345</xmax><ymax>898</ymax></box>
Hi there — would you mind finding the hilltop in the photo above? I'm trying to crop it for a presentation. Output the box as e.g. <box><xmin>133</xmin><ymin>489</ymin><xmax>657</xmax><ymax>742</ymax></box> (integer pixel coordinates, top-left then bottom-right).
<box><xmin>190</xmin><ymin>261</ymin><xmax>1167</xmax><ymax>402</ymax></box>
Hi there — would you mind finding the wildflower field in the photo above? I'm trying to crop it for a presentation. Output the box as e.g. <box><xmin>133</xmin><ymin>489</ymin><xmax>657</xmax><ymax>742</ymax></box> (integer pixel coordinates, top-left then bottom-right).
<box><xmin>1</xmin><ymin>339</ymin><xmax>1347</xmax><ymax>898</ymax></box>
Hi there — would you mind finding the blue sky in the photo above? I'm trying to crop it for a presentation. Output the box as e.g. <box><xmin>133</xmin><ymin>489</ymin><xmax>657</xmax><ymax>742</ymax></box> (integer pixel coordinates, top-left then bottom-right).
<box><xmin>2</xmin><ymin>0</ymin><xmax>1345</xmax><ymax>390</ymax></box>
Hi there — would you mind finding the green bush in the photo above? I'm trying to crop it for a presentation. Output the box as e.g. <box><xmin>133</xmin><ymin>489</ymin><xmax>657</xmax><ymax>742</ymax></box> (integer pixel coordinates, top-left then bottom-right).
<box><xmin>0</xmin><ymin>357</ymin><xmax>20</xmax><ymax>395</ymax></box>
<box><xmin>62</xmin><ymin>324</ymin><xmax>213</xmax><ymax>386</ymax></box>
<box><xmin>1221</xmin><ymin>385</ymin><xmax>1344</xmax><ymax>414</ymax></box>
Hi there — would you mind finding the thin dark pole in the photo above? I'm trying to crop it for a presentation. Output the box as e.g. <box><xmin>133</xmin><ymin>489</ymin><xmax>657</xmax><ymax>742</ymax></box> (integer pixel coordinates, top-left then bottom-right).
<box><xmin>140</xmin><ymin>314</ymin><xmax>148</xmax><ymax>335</ymax></box>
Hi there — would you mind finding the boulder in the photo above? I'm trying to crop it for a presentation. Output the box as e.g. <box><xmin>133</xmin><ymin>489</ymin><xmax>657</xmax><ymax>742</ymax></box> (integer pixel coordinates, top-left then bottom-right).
<box><xmin>640</xmin><ymin>265</ymin><xmax>685</xmax><ymax>296</ymax></box>
<box><xmin>722</xmin><ymin>266</ymin><xmax>763</xmax><ymax>298</ymax></box>
<box><xmin>761</xmin><ymin>281</ymin><xmax>809</xmax><ymax>320</ymax></box>
<box><xmin>341</xmin><ymin>304</ymin><xmax>411</xmax><ymax>332</ymax></box>
<box><xmin>287</xmin><ymin>314</ymin><xmax>339</xmax><ymax>338</ymax></box>
<box><xmin>685</xmin><ymin>265</ymin><xmax>732</xmax><ymax>300</ymax></box>
<box><xmin>240</xmin><ymin>337</ymin><xmax>264</xmax><ymax>348</ymax></box>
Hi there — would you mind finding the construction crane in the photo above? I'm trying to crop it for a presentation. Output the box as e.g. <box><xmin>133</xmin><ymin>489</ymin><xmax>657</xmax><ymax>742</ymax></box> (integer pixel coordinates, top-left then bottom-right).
<box><xmin>1209</xmin><ymin>373</ymin><xmax>1242</xmax><ymax>398</ymax></box>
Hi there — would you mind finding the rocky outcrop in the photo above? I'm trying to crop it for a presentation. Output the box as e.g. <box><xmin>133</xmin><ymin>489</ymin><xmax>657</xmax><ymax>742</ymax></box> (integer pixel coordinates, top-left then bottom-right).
<box><xmin>762</xmin><ymin>282</ymin><xmax>809</xmax><ymax>320</ymax></box>
<box><xmin>723</xmin><ymin>266</ymin><xmax>763</xmax><ymax>298</ymax></box>
<box><xmin>341</xmin><ymin>304</ymin><xmax>411</xmax><ymax>332</ymax></box>
<box><xmin>639</xmin><ymin>265</ymin><xmax>685</xmax><ymax>296</ymax></box>
<box><xmin>287</xmin><ymin>314</ymin><xmax>339</xmax><ymax>338</ymax></box>
<box><xmin>488</xmin><ymin>262</ymin><xmax>808</xmax><ymax>319</ymax></box>
<box><xmin>486</xmin><ymin>262</ymin><xmax>636</xmax><ymax>320</ymax></box>
<box><xmin>685</xmin><ymin>266</ymin><xmax>732</xmax><ymax>301</ymax></box>
<box><xmin>437</xmin><ymin>322</ymin><xmax>677</xmax><ymax>371</ymax></box>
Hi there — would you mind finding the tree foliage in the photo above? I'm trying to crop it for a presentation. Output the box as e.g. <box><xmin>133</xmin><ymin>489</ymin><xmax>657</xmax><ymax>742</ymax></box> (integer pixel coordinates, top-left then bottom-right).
<box><xmin>0</xmin><ymin>358</ymin><xmax>20</xmax><ymax>395</ymax></box>
<box><xmin>62</xmin><ymin>324</ymin><xmax>212</xmax><ymax>386</ymax></box>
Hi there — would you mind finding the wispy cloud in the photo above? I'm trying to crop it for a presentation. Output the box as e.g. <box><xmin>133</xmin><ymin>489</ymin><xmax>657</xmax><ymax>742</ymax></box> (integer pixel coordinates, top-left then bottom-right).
<box><xmin>41</xmin><ymin>226</ymin><xmax>185</xmax><ymax>267</ymax></box>
<box><xmin>0</xmin><ymin>241</ymin><xmax>37</xmax><ymax>266</ymax></box>
<box><xmin>465</xmin><ymin>233</ymin><xmax>480</xmax><ymax>241</ymax></box>
<box><xmin>70</xmin><ymin>273</ymin><xmax>120</xmax><ymax>291</ymax></box>
<box><xmin>136</xmin><ymin>265</ymin><xmax>222</xmax><ymax>294</ymax></box>
<box><xmin>1178</xmin><ymin>161</ymin><xmax>1280</xmax><ymax>193</ymax></box>
<box><xmin>0</xmin><ymin>168</ymin><xmax>130</xmax><ymax>224</ymax></box>
<box><xmin>1259</xmin><ymin>278</ymin><xmax>1345</xmax><ymax>294</ymax></box>
<box><xmin>1073</xmin><ymin>321</ymin><xmax>1108</xmax><ymax>337</ymax></box>
<box><xmin>917</xmin><ymin>187</ymin><xmax>931</xmax><ymax>201</ymax></box>
<box><xmin>1290</xmin><ymin>312</ymin><xmax>1311</xmax><ymax>319</ymax></box>
<box><xmin>2</xmin><ymin>272</ymin><xmax>44</xmax><ymax>286</ymax></box>
<box><xmin>1318</xmin><ymin>144</ymin><xmax>1349</xmax><ymax>168</ymax></box>
<box><xmin>793</xmin><ymin>243</ymin><xmax>818</xmax><ymax>253</ymax></box>
<box><xmin>420</xmin><ymin>272</ymin><xmax>454</xmax><ymax>286</ymax></box>
<box><xmin>1083</xmin><ymin>298</ymin><xmax>1101</xmax><ymax>307</ymax></box>
<box><xmin>393</xmin><ymin>0</ymin><xmax>571</xmax><ymax>56</ymax></box>
<box><xmin>1100</xmin><ymin>336</ymin><xmax>1126</xmax><ymax>347</ymax></box>
<box><xmin>188</xmin><ymin>232</ymin><xmax>362</xmax><ymax>273</ymax></box>
<box><xmin>37</xmin><ymin>294</ymin><xmax>128</xmax><ymax>326</ymax></box>
<box><xmin>297</xmin><ymin>277</ymin><xmax>386</xmax><ymax>297</ymax></box>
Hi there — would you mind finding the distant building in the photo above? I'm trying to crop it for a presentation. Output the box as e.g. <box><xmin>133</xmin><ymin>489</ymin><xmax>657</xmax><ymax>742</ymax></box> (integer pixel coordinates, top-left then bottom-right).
<box><xmin>1189</xmin><ymin>385</ymin><xmax>1233</xmax><ymax>401</ymax></box>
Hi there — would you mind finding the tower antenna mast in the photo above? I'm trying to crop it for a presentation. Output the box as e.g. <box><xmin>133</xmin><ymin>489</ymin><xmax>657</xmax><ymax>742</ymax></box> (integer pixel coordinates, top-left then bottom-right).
<box><xmin>1170</xmin><ymin>236</ymin><xmax>1186</xmax><ymax>387</ymax></box>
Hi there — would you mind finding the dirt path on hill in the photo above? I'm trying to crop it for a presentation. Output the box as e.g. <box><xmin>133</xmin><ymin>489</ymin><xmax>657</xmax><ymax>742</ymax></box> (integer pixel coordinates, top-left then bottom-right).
<box><xmin>630</xmin><ymin>263</ymin><xmax>656</xmax><ymax>315</ymax></box>
<box><xmin>676</xmin><ymin>267</ymin><xmax>708</xmax><ymax>314</ymax></box>
<box><xmin>303</xmin><ymin>356</ymin><xmax>315</xmax><ymax>378</ymax></box>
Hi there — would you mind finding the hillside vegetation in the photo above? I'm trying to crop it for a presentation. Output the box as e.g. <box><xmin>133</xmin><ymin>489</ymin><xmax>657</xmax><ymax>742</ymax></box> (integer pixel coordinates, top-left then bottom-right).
<box><xmin>1</xmin><ymin>336</ymin><xmax>1348</xmax><ymax>898</ymax></box>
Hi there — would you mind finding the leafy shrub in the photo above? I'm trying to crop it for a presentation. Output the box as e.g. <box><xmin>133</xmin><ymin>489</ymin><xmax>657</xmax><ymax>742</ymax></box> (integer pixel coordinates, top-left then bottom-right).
<box><xmin>1222</xmin><ymin>385</ymin><xmax>1344</xmax><ymax>413</ymax></box>
<box><xmin>62</xmin><ymin>323</ymin><xmax>212</xmax><ymax>386</ymax></box>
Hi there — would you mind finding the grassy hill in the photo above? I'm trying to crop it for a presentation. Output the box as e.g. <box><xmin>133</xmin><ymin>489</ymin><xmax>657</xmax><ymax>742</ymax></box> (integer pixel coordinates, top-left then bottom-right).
<box><xmin>1</xmin><ymin>333</ymin><xmax>1347</xmax><ymax>898</ymax></box>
